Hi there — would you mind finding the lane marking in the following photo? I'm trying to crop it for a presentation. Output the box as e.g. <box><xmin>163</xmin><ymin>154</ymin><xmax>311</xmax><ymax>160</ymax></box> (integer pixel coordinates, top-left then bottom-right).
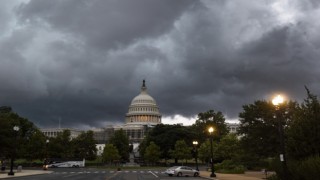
<box><xmin>105</xmin><ymin>171</ymin><xmax>120</xmax><ymax>180</ymax></box>
<box><xmin>149</xmin><ymin>171</ymin><xmax>158</xmax><ymax>178</ymax></box>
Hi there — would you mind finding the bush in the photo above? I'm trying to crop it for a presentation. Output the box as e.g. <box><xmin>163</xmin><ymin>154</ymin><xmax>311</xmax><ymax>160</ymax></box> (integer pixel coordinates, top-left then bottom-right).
<box><xmin>215</xmin><ymin>160</ymin><xmax>245</xmax><ymax>174</ymax></box>
<box><xmin>244</xmin><ymin>159</ymin><xmax>271</xmax><ymax>170</ymax></box>
<box><xmin>271</xmin><ymin>155</ymin><xmax>320</xmax><ymax>180</ymax></box>
<box><xmin>267</xmin><ymin>174</ymin><xmax>280</xmax><ymax>180</ymax></box>
<box><xmin>290</xmin><ymin>156</ymin><xmax>320</xmax><ymax>180</ymax></box>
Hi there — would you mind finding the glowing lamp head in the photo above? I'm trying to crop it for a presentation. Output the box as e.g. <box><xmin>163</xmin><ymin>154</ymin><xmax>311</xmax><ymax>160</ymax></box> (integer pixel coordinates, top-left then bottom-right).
<box><xmin>208</xmin><ymin>127</ymin><xmax>214</xmax><ymax>134</ymax></box>
<box><xmin>272</xmin><ymin>95</ymin><xmax>284</xmax><ymax>106</ymax></box>
<box><xmin>13</xmin><ymin>126</ymin><xmax>19</xmax><ymax>131</ymax></box>
<box><xmin>193</xmin><ymin>141</ymin><xmax>198</xmax><ymax>145</ymax></box>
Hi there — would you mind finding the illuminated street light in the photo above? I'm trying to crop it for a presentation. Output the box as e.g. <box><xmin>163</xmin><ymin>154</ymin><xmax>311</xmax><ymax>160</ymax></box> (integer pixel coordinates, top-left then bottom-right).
<box><xmin>272</xmin><ymin>95</ymin><xmax>284</xmax><ymax>106</ymax></box>
<box><xmin>208</xmin><ymin>127</ymin><xmax>216</xmax><ymax>177</ymax></box>
<box><xmin>272</xmin><ymin>94</ymin><xmax>289</xmax><ymax>180</ymax></box>
<box><xmin>192</xmin><ymin>141</ymin><xmax>199</xmax><ymax>171</ymax></box>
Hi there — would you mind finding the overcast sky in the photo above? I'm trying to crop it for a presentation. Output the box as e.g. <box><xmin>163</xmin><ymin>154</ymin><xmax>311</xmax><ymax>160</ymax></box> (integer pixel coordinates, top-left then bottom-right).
<box><xmin>1</xmin><ymin>0</ymin><xmax>320</xmax><ymax>129</ymax></box>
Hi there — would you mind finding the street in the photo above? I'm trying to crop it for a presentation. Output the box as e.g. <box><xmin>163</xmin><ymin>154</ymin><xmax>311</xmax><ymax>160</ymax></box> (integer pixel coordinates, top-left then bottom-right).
<box><xmin>8</xmin><ymin>168</ymin><xmax>204</xmax><ymax>180</ymax></box>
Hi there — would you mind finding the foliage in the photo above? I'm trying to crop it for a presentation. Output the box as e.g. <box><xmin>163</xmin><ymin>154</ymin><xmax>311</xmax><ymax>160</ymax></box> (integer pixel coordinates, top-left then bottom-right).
<box><xmin>102</xmin><ymin>144</ymin><xmax>121</xmax><ymax>164</ymax></box>
<box><xmin>239</xmin><ymin>155</ymin><xmax>271</xmax><ymax>170</ymax></box>
<box><xmin>217</xmin><ymin>134</ymin><xmax>241</xmax><ymax>160</ymax></box>
<box><xmin>198</xmin><ymin>136</ymin><xmax>239</xmax><ymax>164</ymax></box>
<box><xmin>73</xmin><ymin>130</ymin><xmax>97</xmax><ymax>160</ymax></box>
<box><xmin>271</xmin><ymin>155</ymin><xmax>320</xmax><ymax>180</ymax></box>
<box><xmin>170</xmin><ymin>140</ymin><xmax>192</xmax><ymax>165</ymax></box>
<box><xmin>238</xmin><ymin>100</ymin><xmax>297</xmax><ymax>159</ymax></box>
<box><xmin>266</xmin><ymin>174</ymin><xmax>281</xmax><ymax>180</ymax></box>
<box><xmin>47</xmin><ymin>130</ymin><xmax>74</xmax><ymax>159</ymax></box>
<box><xmin>292</xmin><ymin>155</ymin><xmax>320</xmax><ymax>180</ymax></box>
<box><xmin>215</xmin><ymin>160</ymin><xmax>245</xmax><ymax>174</ymax></box>
<box><xmin>144</xmin><ymin>141</ymin><xmax>161</xmax><ymax>165</ymax></box>
<box><xmin>287</xmin><ymin>88</ymin><xmax>320</xmax><ymax>160</ymax></box>
<box><xmin>0</xmin><ymin>106</ymin><xmax>42</xmax><ymax>160</ymax></box>
<box><xmin>192</xmin><ymin>110</ymin><xmax>229</xmax><ymax>143</ymax></box>
<box><xmin>140</xmin><ymin>124</ymin><xmax>194</xmax><ymax>160</ymax></box>
<box><xmin>23</xmin><ymin>129</ymin><xmax>47</xmax><ymax>161</ymax></box>
<box><xmin>109</xmin><ymin>129</ymin><xmax>129</xmax><ymax>161</ymax></box>
<box><xmin>198</xmin><ymin>140</ymin><xmax>211</xmax><ymax>163</ymax></box>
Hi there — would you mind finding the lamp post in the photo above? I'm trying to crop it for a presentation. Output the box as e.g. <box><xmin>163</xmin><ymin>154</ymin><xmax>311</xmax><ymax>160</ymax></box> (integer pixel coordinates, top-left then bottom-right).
<box><xmin>192</xmin><ymin>141</ymin><xmax>199</xmax><ymax>171</ymax></box>
<box><xmin>8</xmin><ymin>126</ymin><xmax>19</xmax><ymax>176</ymax></box>
<box><xmin>272</xmin><ymin>95</ymin><xmax>289</xmax><ymax>180</ymax></box>
<box><xmin>208</xmin><ymin>127</ymin><xmax>216</xmax><ymax>177</ymax></box>
<box><xmin>43</xmin><ymin>139</ymin><xmax>49</xmax><ymax>170</ymax></box>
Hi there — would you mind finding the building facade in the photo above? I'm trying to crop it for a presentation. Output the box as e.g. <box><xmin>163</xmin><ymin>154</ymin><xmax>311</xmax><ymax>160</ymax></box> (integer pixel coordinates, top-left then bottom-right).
<box><xmin>41</xmin><ymin>128</ymin><xmax>83</xmax><ymax>139</ymax></box>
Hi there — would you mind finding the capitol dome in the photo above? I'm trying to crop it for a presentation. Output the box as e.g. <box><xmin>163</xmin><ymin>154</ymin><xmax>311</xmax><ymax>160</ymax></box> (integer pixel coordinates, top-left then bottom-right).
<box><xmin>125</xmin><ymin>80</ymin><xmax>161</xmax><ymax>125</ymax></box>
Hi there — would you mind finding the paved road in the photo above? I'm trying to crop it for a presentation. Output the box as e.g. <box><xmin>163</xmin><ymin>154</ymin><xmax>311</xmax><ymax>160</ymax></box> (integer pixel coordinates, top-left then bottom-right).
<box><xmin>8</xmin><ymin>168</ymin><xmax>204</xmax><ymax>180</ymax></box>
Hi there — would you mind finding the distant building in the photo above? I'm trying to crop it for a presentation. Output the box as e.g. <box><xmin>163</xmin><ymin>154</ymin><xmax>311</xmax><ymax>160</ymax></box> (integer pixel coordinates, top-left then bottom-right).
<box><xmin>96</xmin><ymin>144</ymin><xmax>105</xmax><ymax>156</ymax></box>
<box><xmin>41</xmin><ymin>128</ymin><xmax>83</xmax><ymax>139</ymax></box>
<box><xmin>227</xmin><ymin>123</ymin><xmax>240</xmax><ymax>134</ymax></box>
<box><xmin>92</xmin><ymin>126</ymin><xmax>115</xmax><ymax>144</ymax></box>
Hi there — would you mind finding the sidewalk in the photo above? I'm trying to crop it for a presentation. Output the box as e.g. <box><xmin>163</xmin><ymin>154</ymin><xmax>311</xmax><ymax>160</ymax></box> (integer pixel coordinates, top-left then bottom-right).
<box><xmin>0</xmin><ymin>170</ymin><xmax>52</xmax><ymax>179</ymax></box>
<box><xmin>200</xmin><ymin>171</ymin><xmax>273</xmax><ymax>180</ymax></box>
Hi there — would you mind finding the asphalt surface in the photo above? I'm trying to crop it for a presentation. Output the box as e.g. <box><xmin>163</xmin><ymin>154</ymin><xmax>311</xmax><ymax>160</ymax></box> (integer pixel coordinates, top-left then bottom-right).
<box><xmin>0</xmin><ymin>167</ymin><xmax>271</xmax><ymax>180</ymax></box>
<box><xmin>0</xmin><ymin>168</ymin><xmax>205</xmax><ymax>180</ymax></box>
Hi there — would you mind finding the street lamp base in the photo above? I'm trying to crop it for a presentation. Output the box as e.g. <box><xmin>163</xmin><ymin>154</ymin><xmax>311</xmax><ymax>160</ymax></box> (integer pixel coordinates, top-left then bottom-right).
<box><xmin>8</xmin><ymin>171</ymin><xmax>15</xmax><ymax>176</ymax></box>
<box><xmin>210</xmin><ymin>173</ymin><xmax>216</xmax><ymax>177</ymax></box>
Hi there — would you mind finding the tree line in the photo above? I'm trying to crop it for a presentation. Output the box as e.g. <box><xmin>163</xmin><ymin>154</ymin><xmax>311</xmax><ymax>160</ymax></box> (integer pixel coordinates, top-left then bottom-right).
<box><xmin>0</xmin><ymin>106</ymin><xmax>97</xmax><ymax>163</ymax></box>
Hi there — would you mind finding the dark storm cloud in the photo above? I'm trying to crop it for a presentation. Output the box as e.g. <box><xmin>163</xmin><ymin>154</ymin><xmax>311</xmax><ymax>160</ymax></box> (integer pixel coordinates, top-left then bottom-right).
<box><xmin>1</xmin><ymin>0</ymin><xmax>320</xmax><ymax>128</ymax></box>
<box><xmin>17</xmin><ymin>0</ymin><xmax>196</xmax><ymax>50</ymax></box>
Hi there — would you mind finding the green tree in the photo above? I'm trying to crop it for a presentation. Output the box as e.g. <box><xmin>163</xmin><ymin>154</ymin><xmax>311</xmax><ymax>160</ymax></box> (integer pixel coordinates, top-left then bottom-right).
<box><xmin>0</xmin><ymin>106</ymin><xmax>41</xmax><ymax>160</ymax></box>
<box><xmin>102</xmin><ymin>144</ymin><xmax>121</xmax><ymax>164</ymax></box>
<box><xmin>23</xmin><ymin>129</ymin><xmax>47</xmax><ymax>161</ymax></box>
<box><xmin>140</xmin><ymin>124</ymin><xmax>194</xmax><ymax>160</ymax></box>
<box><xmin>144</xmin><ymin>141</ymin><xmax>161</xmax><ymax>165</ymax></box>
<box><xmin>48</xmin><ymin>130</ymin><xmax>74</xmax><ymax>158</ymax></box>
<box><xmin>198</xmin><ymin>139</ymin><xmax>219</xmax><ymax>163</ymax></box>
<box><xmin>0</xmin><ymin>107</ymin><xmax>15</xmax><ymax>159</ymax></box>
<box><xmin>287</xmin><ymin>89</ymin><xmax>320</xmax><ymax>160</ymax></box>
<box><xmin>238</xmin><ymin>100</ymin><xmax>297</xmax><ymax>159</ymax></box>
<box><xmin>73</xmin><ymin>130</ymin><xmax>97</xmax><ymax>160</ymax></box>
<box><xmin>192</xmin><ymin>110</ymin><xmax>229</xmax><ymax>143</ymax></box>
<box><xmin>170</xmin><ymin>140</ymin><xmax>192</xmax><ymax>165</ymax></box>
<box><xmin>109</xmin><ymin>129</ymin><xmax>129</xmax><ymax>161</ymax></box>
<box><xmin>217</xmin><ymin>134</ymin><xmax>241</xmax><ymax>160</ymax></box>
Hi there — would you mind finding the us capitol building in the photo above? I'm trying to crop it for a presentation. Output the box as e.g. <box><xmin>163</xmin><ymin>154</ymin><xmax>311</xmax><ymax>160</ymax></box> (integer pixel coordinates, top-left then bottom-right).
<box><xmin>94</xmin><ymin>80</ymin><xmax>162</xmax><ymax>145</ymax></box>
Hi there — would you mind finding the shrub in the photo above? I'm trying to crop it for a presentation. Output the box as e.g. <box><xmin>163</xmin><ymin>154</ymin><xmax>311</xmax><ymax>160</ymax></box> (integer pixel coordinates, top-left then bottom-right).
<box><xmin>267</xmin><ymin>174</ymin><xmax>280</xmax><ymax>180</ymax></box>
<box><xmin>271</xmin><ymin>155</ymin><xmax>320</xmax><ymax>180</ymax></box>
<box><xmin>215</xmin><ymin>160</ymin><xmax>245</xmax><ymax>174</ymax></box>
<box><xmin>291</xmin><ymin>156</ymin><xmax>320</xmax><ymax>180</ymax></box>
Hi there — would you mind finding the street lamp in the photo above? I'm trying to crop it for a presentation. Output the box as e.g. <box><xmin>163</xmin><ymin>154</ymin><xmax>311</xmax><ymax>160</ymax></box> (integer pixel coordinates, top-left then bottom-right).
<box><xmin>272</xmin><ymin>95</ymin><xmax>289</xmax><ymax>180</ymax></box>
<box><xmin>208</xmin><ymin>127</ymin><xmax>216</xmax><ymax>177</ymax></box>
<box><xmin>192</xmin><ymin>141</ymin><xmax>199</xmax><ymax>171</ymax></box>
<box><xmin>43</xmin><ymin>139</ymin><xmax>50</xmax><ymax>170</ymax></box>
<box><xmin>8</xmin><ymin>126</ymin><xmax>19</xmax><ymax>176</ymax></box>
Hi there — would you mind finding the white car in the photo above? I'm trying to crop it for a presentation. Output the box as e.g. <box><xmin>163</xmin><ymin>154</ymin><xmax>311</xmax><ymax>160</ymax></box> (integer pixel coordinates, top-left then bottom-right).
<box><xmin>165</xmin><ymin>166</ymin><xmax>200</xmax><ymax>177</ymax></box>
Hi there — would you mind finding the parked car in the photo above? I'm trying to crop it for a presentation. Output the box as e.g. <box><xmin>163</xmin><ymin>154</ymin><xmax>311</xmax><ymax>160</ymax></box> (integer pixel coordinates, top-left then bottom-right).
<box><xmin>165</xmin><ymin>166</ymin><xmax>199</xmax><ymax>177</ymax></box>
